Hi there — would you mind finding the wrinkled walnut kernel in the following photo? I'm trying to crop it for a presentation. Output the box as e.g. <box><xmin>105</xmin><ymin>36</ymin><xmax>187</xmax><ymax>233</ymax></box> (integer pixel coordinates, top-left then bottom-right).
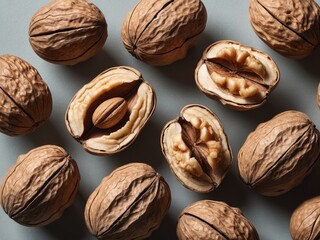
<box><xmin>195</xmin><ymin>40</ymin><xmax>279</xmax><ymax>110</ymax></box>
<box><xmin>161</xmin><ymin>104</ymin><xmax>232</xmax><ymax>192</ymax></box>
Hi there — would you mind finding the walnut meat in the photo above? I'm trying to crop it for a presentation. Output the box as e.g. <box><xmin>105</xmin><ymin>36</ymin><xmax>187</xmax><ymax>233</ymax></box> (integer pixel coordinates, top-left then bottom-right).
<box><xmin>84</xmin><ymin>162</ymin><xmax>171</xmax><ymax>240</ymax></box>
<box><xmin>177</xmin><ymin>200</ymin><xmax>259</xmax><ymax>240</ymax></box>
<box><xmin>65</xmin><ymin>66</ymin><xmax>156</xmax><ymax>155</ymax></box>
<box><xmin>161</xmin><ymin>104</ymin><xmax>232</xmax><ymax>193</ymax></box>
<box><xmin>121</xmin><ymin>0</ymin><xmax>207</xmax><ymax>65</ymax></box>
<box><xmin>0</xmin><ymin>54</ymin><xmax>52</xmax><ymax>136</ymax></box>
<box><xmin>249</xmin><ymin>0</ymin><xmax>320</xmax><ymax>58</ymax></box>
<box><xmin>238</xmin><ymin>111</ymin><xmax>320</xmax><ymax>196</ymax></box>
<box><xmin>0</xmin><ymin>145</ymin><xmax>80</xmax><ymax>226</ymax></box>
<box><xmin>195</xmin><ymin>40</ymin><xmax>280</xmax><ymax>110</ymax></box>
<box><xmin>29</xmin><ymin>0</ymin><xmax>107</xmax><ymax>65</ymax></box>
<box><xmin>290</xmin><ymin>196</ymin><xmax>320</xmax><ymax>240</ymax></box>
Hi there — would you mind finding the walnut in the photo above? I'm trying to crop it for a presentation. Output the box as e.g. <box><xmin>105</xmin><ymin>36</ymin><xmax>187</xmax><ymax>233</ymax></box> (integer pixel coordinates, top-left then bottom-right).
<box><xmin>65</xmin><ymin>66</ymin><xmax>156</xmax><ymax>155</ymax></box>
<box><xmin>238</xmin><ymin>111</ymin><xmax>320</xmax><ymax>196</ymax></box>
<box><xmin>249</xmin><ymin>0</ymin><xmax>320</xmax><ymax>58</ymax></box>
<box><xmin>290</xmin><ymin>196</ymin><xmax>320</xmax><ymax>240</ymax></box>
<box><xmin>161</xmin><ymin>104</ymin><xmax>232</xmax><ymax>193</ymax></box>
<box><xmin>29</xmin><ymin>0</ymin><xmax>107</xmax><ymax>65</ymax></box>
<box><xmin>121</xmin><ymin>0</ymin><xmax>207</xmax><ymax>65</ymax></box>
<box><xmin>0</xmin><ymin>54</ymin><xmax>52</xmax><ymax>136</ymax></box>
<box><xmin>195</xmin><ymin>40</ymin><xmax>280</xmax><ymax>110</ymax></box>
<box><xmin>0</xmin><ymin>145</ymin><xmax>80</xmax><ymax>226</ymax></box>
<box><xmin>84</xmin><ymin>162</ymin><xmax>171</xmax><ymax>240</ymax></box>
<box><xmin>177</xmin><ymin>200</ymin><xmax>259</xmax><ymax>240</ymax></box>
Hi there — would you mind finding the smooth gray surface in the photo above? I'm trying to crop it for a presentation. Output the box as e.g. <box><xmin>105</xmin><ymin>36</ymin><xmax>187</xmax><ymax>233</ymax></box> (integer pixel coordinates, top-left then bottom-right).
<box><xmin>0</xmin><ymin>0</ymin><xmax>320</xmax><ymax>239</ymax></box>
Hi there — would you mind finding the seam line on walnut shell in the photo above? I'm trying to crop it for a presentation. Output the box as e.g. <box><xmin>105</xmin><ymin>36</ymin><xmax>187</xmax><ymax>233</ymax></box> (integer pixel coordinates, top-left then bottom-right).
<box><xmin>10</xmin><ymin>157</ymin><xmax>69</xmax><ymax>218</ymax></box>
<box><xmin>249</xmin><ymin>125</ymin><xmax>310</xmax><ymax>186</ymax></box>
<box><xmin>97</xmin><ymin>176</ymin><xmax>158</xmax><ymax>238</ymax></box>
<box><xmin>0</xmin><ymin>84</ymin><xmax>36</xmax><ymax>123</ymax></box>
<box><xmin>130</xmin><ymin>0</ymin><xmax>174</xmax><ymax>48</ymax></box>
<box><xmin>183</xmin><ymin>212</ymin><xmax>230</xmax><ymax>239</ymax></box>
<box><xmin>31</xmin><ymin>27</ymin><xmax>107</xmax><ymax>63</ymax></box>
<box><xmin>255</xmin><ymin>0</ymin><xmax>315</xmax><ymax>46</ymax></box>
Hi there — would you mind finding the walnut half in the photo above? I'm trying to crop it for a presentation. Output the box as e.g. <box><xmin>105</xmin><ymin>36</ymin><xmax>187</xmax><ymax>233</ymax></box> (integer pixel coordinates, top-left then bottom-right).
<box><xmin>65</xmin><ymin>66</ymin><xmax>156</xmax><ymax>155</ymax></box>
<box><xmin>160</xmin><ymin>104</ymin><xmax>232</xmax><ymax>193</ymax></box>
<box><xmin>195</xmin><ymin>40</ymin><xmax>280</xmax><ymax>110</ymax></box>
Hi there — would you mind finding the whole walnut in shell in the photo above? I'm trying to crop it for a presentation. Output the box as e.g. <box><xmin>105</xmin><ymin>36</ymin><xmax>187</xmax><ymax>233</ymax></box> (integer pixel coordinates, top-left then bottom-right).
<box><xmin>177</xmin><ymin>200</ymin><xmax>259</xmax><ymax>240</ymax></box>
<box><xmin>249</xmin><ymin>0</ymin><xmax>320</xmax><ymax>58</ymax></box>
<box><xmin>0</xmin><ymin>145</ymin><xmax>80</xmax><ymax>226</ymax></box>
<box><xmin>84</xmin><ymin>162</ymin><xmax>171</xmax><ymax>240</ymax></box>
<box><xmin>0</xmin><ymin>54</ymin><xmax>52</xmax><ymax>136</ymax></box>
<box><xmin>290</xmin><ymin>196</ymin><xmax>320</xmax><ymax>240</ymax></box>
<box><xmin>121</xmin><ymin>0</ymin><xmax>207</xmax><ymax>65</ymax></box>
<box><xmin>29</xmin><ymin>0</ymin><xmax>107</xmax><ymax>65</ymax></box>
<box><xmin>238</xmin><ymin>110</ymin><xmax>320</xmax><ymax>196</ymax></box>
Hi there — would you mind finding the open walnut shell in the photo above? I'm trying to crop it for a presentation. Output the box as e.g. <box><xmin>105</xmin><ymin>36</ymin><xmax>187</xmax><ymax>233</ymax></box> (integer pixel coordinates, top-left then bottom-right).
<box><xmin>160</xmin><ymin>104</ymin><xmax>232</xmax><ymax>193</ymax></box>
<box><xmin>65</xmin><ymin>66</ymin><xmax>156</xmax><ymax>155</ymax></box>
<box><xmin>195</xmin><ymin>40</ymin><xmax>280</xmax><ymax>110</ymax></box>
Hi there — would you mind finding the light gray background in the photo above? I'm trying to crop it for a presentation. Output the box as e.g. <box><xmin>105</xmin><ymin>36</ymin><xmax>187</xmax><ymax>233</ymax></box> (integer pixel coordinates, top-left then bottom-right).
<box><xmin>0</xmin><ymin>0</ymin><xmax>320</xmax><ymax>239</ymax></box>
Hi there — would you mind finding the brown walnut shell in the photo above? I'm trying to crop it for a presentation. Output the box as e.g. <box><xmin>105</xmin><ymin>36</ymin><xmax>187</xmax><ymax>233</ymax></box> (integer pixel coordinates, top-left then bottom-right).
<box><xmin>290</xmin><ymin>196</ymin><xmax>320</xmax><ymax>240</ymax></box>
<box><xmin>161</xmin><ymin>104</ymin><xmax>232</xmax><ymax>193</ymax></box>
<box><xmin>65</xmin><ymin>66</ymin><xmax>156</xmax><ymax>155</ymax></box>
<box><xmin>121</xmin><ymin>0</ymin><xmax>207</xmax><ymax>66</ymax></box>
<box><xmin>238</xmin><ymin>110</ymin><xmax>320</xmax><ymax>196</ymax></box>
<box><xmin>0</xmin><ymin>145</ymin><xmax>80</xmax><ymax>226</ymax></box>
<box><xmin>177</xmin><ymin>200</ymin><xmax>259</xmax><ymax>240</ymax></box>
<box><xmin>195</xmin><ymin>40</ymin><xmax>280</xmax><ymax>110</ymax></box>
<box><xmin>249</xmin><ymin>0</ymin><xmax>320</xmax><ymax>58</ymax></box>
<box><xmin>0</xmin><ymin>54</ymin><xmax>52</xmax><ymax>136</ymax></box>
<box><xmin>84</xmin><ymin>162</ymin><xmax>171</xmax><ymax>240</ymax></box>
<box><xmin>317</xmin><ymin>82</ymin><xmax>320</xmax><ymax>108</ymax></box>
<box><xmin>29</xmin><ymin>0</ymin><xmax>107</xmax><ymax>65</ymax></box>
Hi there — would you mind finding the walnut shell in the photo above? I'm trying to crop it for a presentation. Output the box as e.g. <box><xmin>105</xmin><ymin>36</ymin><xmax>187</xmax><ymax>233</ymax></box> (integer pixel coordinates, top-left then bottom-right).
<box><xmin>0</xmin><ymin>54</ymin><xmax>52</xmax><ymax>136</ymax></box>
<box><xmin>29</xmin><ymin>0</ymin><xmax>107</xmax><ymax>65</ymax></box>
<box><xmin>317</xmin><ymin>82</ymin><xmax>320</xmax><ymax>108</ymax></box>
<box><xmin>195</xmin><ymin>40</ymin><xmax>280</xmax><ymax>110</ymax></box>
<box><xmin>249</xmin><ymin>0</ymin><xmax>320</xmax><ymax>58</ymax></box>
<box><xmin>84</xmin><ymin>162</ymin><xmax>171</xmax><ymax>240</ymax></box>
<box><xmin>290</xmin><ymin>196</ymin><xmax>320</xmax><ymax>240</ymax></box>
<box><xmin>238</xmin><ymin>110</ymin><xmax>320</xmax><ymax>196</ymax></box>
<box><xmin>0</xmin><ymin>145</ymin><xmax>80</xmax><ymax>226</ymax></box>
<box><xmin>177</xmin><ymin>200</ymin><xmax>259</xmax><ymax>240</ymax></box>
<box><xmin>121</xmin><ymin>0</ymin><xmax>207</xmax><ymax>66</ymax></box>
<box><xmin>161</xmin><ymin>104</ymin><xmax>232</xmax><ymax>193</ymax></box>
<box><xmin>65</xmin><ymin>66</ymin><xmax>156</xmax><ymax>155</ymax></box>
